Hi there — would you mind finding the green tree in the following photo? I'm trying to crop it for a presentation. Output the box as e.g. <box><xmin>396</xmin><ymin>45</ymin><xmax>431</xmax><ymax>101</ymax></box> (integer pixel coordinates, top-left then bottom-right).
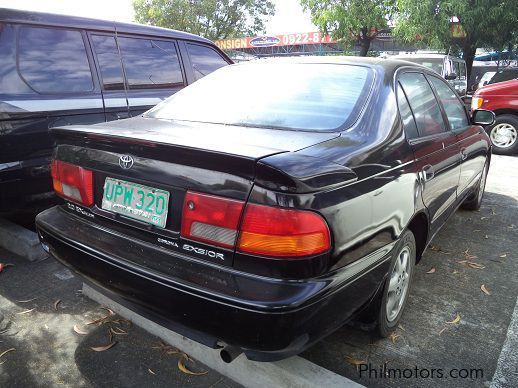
<box><xmin>394</xmin><ymin>0</ymin><xmax>518</xmax><ymax>77</ymax></box>
<box><xmin>133</xmin><ymin>0</ymin><xmax>275</xmax><ymax>40</ymax></box>
<box><xmin>301</xmin><ymin>0</ymin><xmax>395</xmax><ymax>56</ymax></box>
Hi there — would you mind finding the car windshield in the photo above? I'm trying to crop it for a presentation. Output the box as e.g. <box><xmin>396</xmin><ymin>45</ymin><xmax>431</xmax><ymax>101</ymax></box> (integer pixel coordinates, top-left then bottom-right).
<box><xmin>399</xmin><ymin>58</ymin><xmax>444</xmax><ymax>75</ymax></box>
<box><xmin>146</xmin><ymin>63</ymin><xmax>373</xmax><ymax>131</ymax></box>
<box><xmin>489</xmin><ymin>69</ymin><xmax>518</xmax><ymax>84</ymax></box>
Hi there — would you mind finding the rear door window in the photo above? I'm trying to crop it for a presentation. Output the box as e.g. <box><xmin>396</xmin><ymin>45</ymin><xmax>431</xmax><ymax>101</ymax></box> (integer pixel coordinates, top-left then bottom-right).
<box><xmin>117</xmin><ymin>37</ymin><xmax>184</xmax><ymax>89</ymax></box>
<box><xmin>427</xmin><ymin>75</ymin><xmax>469</xmax><ymax>130</ymax></box>
<box><xmin>18</xmin><ymin>26</ymin><xmax>93</xmax><ymax>93</ymax></box>
<box><xmin>399</xmin><ymin>73</ymin><xmax>447</xmax><ymax>137</ymax></box>
<box><xmin>186</xmin><ymin>43</ymin><xmax>228</xmax><ymax>80</ymax></box>
<box><xmin>396</xmin><ymin>83</ymin><xmax>419</xmax><ymax>139</ymax></box>
<box><xmin>91</xmin><ymin>35</ymin><xmax>125</xmax><ymax>90</ymax></box>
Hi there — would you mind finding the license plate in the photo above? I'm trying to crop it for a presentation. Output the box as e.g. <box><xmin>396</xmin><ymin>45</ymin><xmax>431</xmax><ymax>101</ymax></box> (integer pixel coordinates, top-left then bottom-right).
<box><xmin>101</xmin><ymin>177</ymin><xmax>169</xmax><ymax>228</ymax></box>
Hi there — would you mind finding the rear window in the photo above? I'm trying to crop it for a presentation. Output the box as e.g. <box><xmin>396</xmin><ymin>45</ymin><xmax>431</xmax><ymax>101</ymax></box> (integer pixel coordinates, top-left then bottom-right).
<box><xmin>147</xmin><ymin>63</ymin><xmax>373</xmax><ymax>131</ymax></box>
<box><xmin>18</xmin><ymin>26</ymin><xmax>93</xmax><ymax>93</ymax></box>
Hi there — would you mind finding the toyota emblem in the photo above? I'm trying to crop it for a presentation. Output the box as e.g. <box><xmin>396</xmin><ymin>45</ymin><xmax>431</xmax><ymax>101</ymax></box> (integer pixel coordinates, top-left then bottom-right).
<box><xmin>119</xmin><ymin>155</ymin><xmax>134</xmax><ymax>170</ymax></box>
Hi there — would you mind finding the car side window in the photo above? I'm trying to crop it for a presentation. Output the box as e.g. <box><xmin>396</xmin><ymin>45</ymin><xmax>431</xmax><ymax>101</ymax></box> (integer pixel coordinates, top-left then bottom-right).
<box><xmin>117</xmin><ymin>37</ymin><xmax>184</xmax><ymax>89</ymax></box>
<box><xmin>18</xmin><ymin>26</ymin><xmax>93</xmax><ymax>93</ymax></box>
<box><xmin>91</xmin><ymin>35</ymin><xmax>125</xmax><ymax>90</ymax></box>
<box><xmin>428</xmin><ymin>75</ymin><xmax>469</xmax><ymax>131</ymax></box>
<box><xmin>399</xmin><ymin>73</ymin><xmax>447</xmax><ymax>137</ymax></box>
<box><xmin>186</xmin><ymin>43</ymin><xmax>228</xmax><ymax>81</ymax></box>
<box><xmin>396</xmin><ymin>83</ymin><xmax>419</xmax><ymax>139</ymax></box>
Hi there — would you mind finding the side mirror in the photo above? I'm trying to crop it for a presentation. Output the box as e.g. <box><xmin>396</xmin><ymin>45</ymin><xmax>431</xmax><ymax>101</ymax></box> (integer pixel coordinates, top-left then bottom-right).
<box><xmin>444</xmin><ymin>72</ymin><xmax>457</xmax><ymax>80</ymax></box>
<box><xmin>472</xmin><ymin>109</ymin><xmax>495</xmax><ymax>126</ymax></box>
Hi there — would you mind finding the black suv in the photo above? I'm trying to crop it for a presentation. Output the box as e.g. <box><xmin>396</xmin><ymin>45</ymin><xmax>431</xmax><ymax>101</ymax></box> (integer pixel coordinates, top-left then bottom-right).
<box><xmin>0</xmin><ymin>8</ymin><xmax>231</xmax><ymax>213</ymax></box>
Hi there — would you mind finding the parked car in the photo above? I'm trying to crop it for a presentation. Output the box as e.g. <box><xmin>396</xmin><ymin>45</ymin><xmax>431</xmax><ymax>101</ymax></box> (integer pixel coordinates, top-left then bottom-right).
<box><xmin>471</xmin><ymin>79</ymin><xmax>518</xmax><ymax>154</ymax></box>
<box><xmin>487</xmin><ymin>67</ymin><xmax>518</xmax><ymax>85</ymax></box>
<box><xmin>36</xmin><ymin>57</ymin><xmax>493</xmax><ymax>362</ymax></box>
<box><xmin>0</xmin><ymin>8</ymin><xmax>231</xmax><ymax>214</ymax></box>
<box><xmin>477</xmin><ymin>71</ymin><xmax>496</xmax><ymax>89</ymax></box>
<box><xmin>392</xmin><ymin>53</ymin><xmax>468</xmax><ymax>96</ymax></box>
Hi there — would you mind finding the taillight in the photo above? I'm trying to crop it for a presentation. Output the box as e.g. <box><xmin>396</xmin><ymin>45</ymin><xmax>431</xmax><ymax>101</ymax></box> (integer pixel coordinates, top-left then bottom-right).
<box><xmin>51</xmin><ymin>160</ymin><xmax>94</xmax><ymax>206</ymax></box>
<box><xmin>237</xmin><ymin>204</ymin><xmax>330</xmax><ymax>257</ymax></box>
<box><xmin>181</xmin><ymin>192</ymin><xmax>245</xmax><ymax>248</ymax></box>
<box><xmin>181</xmin><ymin>191</ymin><xmax>331</xmax><ymax>258</ymax></box>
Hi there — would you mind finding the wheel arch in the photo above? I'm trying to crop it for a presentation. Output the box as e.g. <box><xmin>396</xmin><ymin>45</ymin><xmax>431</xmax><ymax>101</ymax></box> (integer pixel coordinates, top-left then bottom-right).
<box><xmin>405</xmin><ymin>212</ymin><xmax>429</xmax><ymax>264</ymax></box>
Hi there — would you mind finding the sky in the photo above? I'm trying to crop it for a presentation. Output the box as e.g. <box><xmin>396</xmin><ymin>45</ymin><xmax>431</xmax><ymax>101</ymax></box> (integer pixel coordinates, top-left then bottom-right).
<box><xmin>0</xmin><ymin>0</ymin><xmax>316</xmax><ymax>35</ymax></box>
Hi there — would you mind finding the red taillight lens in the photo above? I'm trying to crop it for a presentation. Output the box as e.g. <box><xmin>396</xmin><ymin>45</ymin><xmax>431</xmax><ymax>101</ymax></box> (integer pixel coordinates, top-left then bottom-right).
<box><xmin>181</xmin><ymin>191</ymin><xmax>245</xmax><ymax>248</ymax></box>
<box><xmin>237</xmin><ymin>204</ymin><xmax>331</xmax><ymax>258</ymax></box>
<box><xmin>51</xmin><ymin>160</ymin><xmax>94</xmax><ymax>206</ymax></box>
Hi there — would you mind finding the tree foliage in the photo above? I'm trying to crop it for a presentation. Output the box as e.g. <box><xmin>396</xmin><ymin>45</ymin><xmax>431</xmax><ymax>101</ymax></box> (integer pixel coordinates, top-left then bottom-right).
<box><xmin>301</xmin><ymin>0</ymin><xmax>395</xmax><ymax>56</ymax></box>
<box><xmin>133</xmin><ymin>0</ymin><xmax>275</xmax><ymax>40</ymax></box>
<box><xmin>394</xmin><ymin>0</ymin><xmax>518</xmax><ymax>76</ymax></box>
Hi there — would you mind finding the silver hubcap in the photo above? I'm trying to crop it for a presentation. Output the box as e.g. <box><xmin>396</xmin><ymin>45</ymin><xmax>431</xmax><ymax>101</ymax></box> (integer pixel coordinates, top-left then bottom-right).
<box><xmin>386</xmin><ymin>246</ymin><xmax>411</xmax><ymax>322</ymax></box>
<box><xmin>490</xmin><ymin>123</ymin><xmax>517</xmax><ymax>148</ymax></box>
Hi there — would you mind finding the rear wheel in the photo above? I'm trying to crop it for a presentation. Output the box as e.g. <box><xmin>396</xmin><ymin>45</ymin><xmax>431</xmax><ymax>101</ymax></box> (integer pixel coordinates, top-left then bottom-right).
<box><xmin>486</xmin><ymin>114</ymin><xmax>518</xmax><ymax>155</ymax></box>
<box><xmin>462</xmin><ymin>159</ymin><xmax>489</xmax><ymax>211</ymax></box>
<box><xmin>377</xmin><ymin>230</ymin><xmax>416</xmax><ymax>337</ymax></box>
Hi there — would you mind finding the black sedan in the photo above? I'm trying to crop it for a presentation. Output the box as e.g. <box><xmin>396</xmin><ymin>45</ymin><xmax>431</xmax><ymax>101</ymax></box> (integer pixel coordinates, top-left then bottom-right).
<box><xmin>36</xmin><ymin>57</ymin><xmax>494</xmax><ymax>362</ymax></box>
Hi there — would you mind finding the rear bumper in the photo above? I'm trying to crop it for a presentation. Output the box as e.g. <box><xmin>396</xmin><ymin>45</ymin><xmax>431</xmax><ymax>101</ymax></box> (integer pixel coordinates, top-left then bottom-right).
<box><xmin>36</xmin><ymin>206</ymin><xmax>392</xmax><ymax>361</ymax></box>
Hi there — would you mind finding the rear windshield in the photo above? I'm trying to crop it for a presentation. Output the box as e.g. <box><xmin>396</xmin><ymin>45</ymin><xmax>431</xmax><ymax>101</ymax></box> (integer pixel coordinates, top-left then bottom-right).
<box><xmin>489</xmin><ymin>69</ymin><xmax>518</xmax><ymax>84</ymax></box>
<box><xmin>146</xmin><ymin>63</ymin><xmax>373</xmax><ymax>131</ymax></box>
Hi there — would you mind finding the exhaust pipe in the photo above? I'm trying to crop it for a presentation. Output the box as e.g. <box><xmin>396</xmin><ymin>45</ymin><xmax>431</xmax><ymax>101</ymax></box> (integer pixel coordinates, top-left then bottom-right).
<box><xmin>220</xmin><ymin>346</ymin><xmax>242</xmax><ymax>363</ymax></box>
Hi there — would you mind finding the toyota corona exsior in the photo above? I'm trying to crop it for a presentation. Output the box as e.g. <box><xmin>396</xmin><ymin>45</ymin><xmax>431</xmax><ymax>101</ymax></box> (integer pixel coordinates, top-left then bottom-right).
<box><xmin>36</xmin><ymin>57</ymin><xmax>494</xmax><ymax>362</ymax></box>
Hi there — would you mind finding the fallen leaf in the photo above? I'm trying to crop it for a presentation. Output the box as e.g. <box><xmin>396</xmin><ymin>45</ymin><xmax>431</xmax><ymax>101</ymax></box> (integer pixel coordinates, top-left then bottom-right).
<box><xmin>426</xmin><ymin>267</ymin><xmax>436</xmax><ymax>274</ymax></box>
<box><xmin>484</xmin><ymin>235</ymin><xmax>489</xmax><ymax>239</ymax></box>
<box><xmin>389</xmin><ymin>332</ymin><xmax>401</xmax><ymax>344</ymax></box>
<box><xmin>480</xmin><ymin>216</ymin><xmax>488</xmax><ymax>220</ymax></box>
<box><xmin>73</xmin><ymin>325</ymin><xmax>88</xmax><ymax>335</ymax></box>
<box><xmin>499</xmin><ymin>254</ymin><xmax>507</xmax><ymax>258</ymax></box>
<box><xmin>463</xmin><ymin>249</ymin><xmax>478</xmax><ymax>260</ymax></box>
<box><xmin>446</xmin><ymin>314</ymin><xmax>461</xmax><ymax>324</ymax></box>
<box><xmin>481</xmin><ymin>285</ymin><xmax>491</xmax><ymax>296</ymax></box>
<box><xmin>16</xmin><ymin>298</ymin><xmax>37</xmax><ymax>303</ymax></box>
<box><xmin>90</xmin><ymin>342</ymin><xmax>117</xmax><ymax>352</ymax></box>
<box><xmin>86</xmin><ymin>314</ymin><xmax>111</xmax><ymax>326</ymax></box>
<box><xmin>345</xmin><ymin>355</ymin><xmax>367</xmax><ymax>366</ymax></box>
<box><xmin>397</xmin><ymin>324</ymin><xmax>406</xmax><ymax>332</ymax></box>
<box><xmin>0</xmin><ymin>348</ymin><xmax>15</xmax><ymax>364</ymax></box>
<box><xmin>16</xmin><ymin>308</ymin><xmax>35</xmax><ymax>315</ymax></box>
<box><xmin>177</xmin><ymin>354</ymin><xmax>207</xmax><ymax>376</ymax></box>
<box><xmin>148</xmin><ymin>369</ymin><xmax>156</xmax><ymax>375</ymax></box>
<box><xmin>110</xmin><ymin>327</ymin><xmax>128</xmax><ymax>335</ymax></box>
<box><xmin>100</xmin><ymin>307</ymin><xmax>115</xmax><ymax>316</ymax></box>
<box><xmin>473</xmin><ymin>229</ymin><xmax>481</xmax><ymax>232</ymax></box>
<box><xmin>438</xmin><ymin>327</ymin><xmax>448</xmax><ymax>335</ymax></box>
<box><xmin>54</xmin><ymin>300</ymin><xmax>62</xmax><ymax>310</ymax></box>
<box><xmin>452</xmin><ymin>270</ymin><xmax>459</xmax><ymax>274</ymax></box>
<box><xmin>467</xmin><ymin>262</ymin><xmax>485</xmax><ymax>269</ymax></box>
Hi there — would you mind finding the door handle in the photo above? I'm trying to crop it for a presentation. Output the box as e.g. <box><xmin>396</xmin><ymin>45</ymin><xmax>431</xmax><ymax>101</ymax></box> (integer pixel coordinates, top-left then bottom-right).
<box><xmin>421</xmin><ymin>164</ymin><xmax>434</xmax><ymax>182</ymax></box>
<box><xmin>460</xmin><ymin>148</ymin><xmax>468</xmax><ymax>161</ymax></box>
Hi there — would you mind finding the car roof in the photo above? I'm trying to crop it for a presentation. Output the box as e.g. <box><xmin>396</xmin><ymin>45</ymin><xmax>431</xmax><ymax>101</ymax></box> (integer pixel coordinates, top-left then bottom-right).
<box><xmin>237</xmin><ymin>56</ymin><xmax>430</xmax><ymax>76</ymax></box>
<box><xmin>0</xmin><ymin>7</ymin><xmax>213</xmax><ymax>45</ymax></box>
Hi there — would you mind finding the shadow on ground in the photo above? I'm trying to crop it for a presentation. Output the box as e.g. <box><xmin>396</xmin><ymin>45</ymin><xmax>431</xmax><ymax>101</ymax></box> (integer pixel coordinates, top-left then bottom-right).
<box><xmin>303</xmin><ymin>189</ymin><xmax>518</xmax><ymax>388</ymax></box>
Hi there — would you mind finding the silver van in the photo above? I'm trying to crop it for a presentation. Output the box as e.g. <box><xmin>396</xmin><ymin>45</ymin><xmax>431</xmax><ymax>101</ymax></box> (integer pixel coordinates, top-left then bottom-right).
<box><xmin>392</xmin><ymin>54</ymin><xmax>468</xmax><ymax>96</ymax></box>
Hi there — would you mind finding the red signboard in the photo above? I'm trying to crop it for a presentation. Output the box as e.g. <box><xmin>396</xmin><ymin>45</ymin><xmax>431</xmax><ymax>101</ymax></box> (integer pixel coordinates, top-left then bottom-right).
<box><xmin>215</xmin><ymin>32</ymin><xmax>335</xmax><ymax>50</ymax></box>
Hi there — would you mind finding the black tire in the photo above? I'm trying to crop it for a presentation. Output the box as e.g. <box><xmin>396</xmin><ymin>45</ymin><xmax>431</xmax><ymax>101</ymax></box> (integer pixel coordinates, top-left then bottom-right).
<box><xmin>486</xmin><ymin>114</ymin><xmax>518</xmax><ymax>155</ymax></box>
<box><xmin>462</xmin><ymin>159</ymin><xmax>489</xmax><ymax>210</ymax></box>
<box><xmin>377</xmin><ymin>230</ymin><xmax>416</xmax><ymax>337</ymax></box>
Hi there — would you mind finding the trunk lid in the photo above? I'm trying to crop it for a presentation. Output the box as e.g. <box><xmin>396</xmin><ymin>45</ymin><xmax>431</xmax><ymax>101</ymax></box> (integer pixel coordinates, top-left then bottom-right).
<box><xmin>50</xmin><ymin>117</ymin><xmax>339</xmax><ymax>269</ymax></box>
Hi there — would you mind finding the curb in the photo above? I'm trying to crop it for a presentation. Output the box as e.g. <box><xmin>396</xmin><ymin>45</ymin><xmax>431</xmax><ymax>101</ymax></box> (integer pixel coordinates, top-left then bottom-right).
<box><xmin>0</xmin><ymin>218</ymin><xmax>47</xmax><ymax>261</ymax></box>
<box><xmin>83</xmin><ymin>283</ymin><xmax>364</xmax><ymax>388</ymax></box>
